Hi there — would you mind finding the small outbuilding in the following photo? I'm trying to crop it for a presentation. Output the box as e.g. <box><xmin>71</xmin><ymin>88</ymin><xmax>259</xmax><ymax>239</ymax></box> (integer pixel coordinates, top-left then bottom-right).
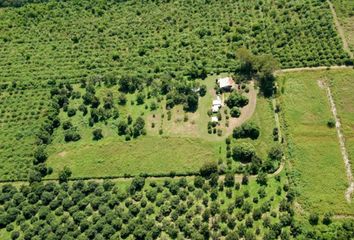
<box><xmin>211</xmin><ymin>95</ymin><xmax>222</xmax><ymax>113</ymax></box>
<box><xmin>211</xmin><ymin>116</ymin><xmax>219</xmax><ymax>122</ymax></box>
<box><xmin>217</xmin><ymin>77</ymin><xmax>234</xmax><ymax>91</ymax></box>
<box><xmin>212</xmin><ymin>105</ymin><xmax>219</xmax><ymax>113</ymax></box>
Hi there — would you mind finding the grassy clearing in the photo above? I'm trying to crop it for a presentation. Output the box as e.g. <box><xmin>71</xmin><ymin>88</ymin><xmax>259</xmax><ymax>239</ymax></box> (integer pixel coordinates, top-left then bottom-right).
<box><xmin>279</xmin><ymin>69</ymin><xmax>354</xmax><ymax>214</ymax></box>
<box><xmin>47</xmin><ymin>135</ymin><xmax>221</xmax><ymax>178</ymax></box>
<box><xmin>45</xmin><ymin>74</ymin><xmax>274</xmax><ymax>179</ymax></box>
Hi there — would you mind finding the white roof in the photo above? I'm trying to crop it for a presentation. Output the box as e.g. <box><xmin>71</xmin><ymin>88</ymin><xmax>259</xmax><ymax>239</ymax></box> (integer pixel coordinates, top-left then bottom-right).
<box><xmin>211</xmin><ymin>116</ymin><xmax>218</xmax><ymax>122</ymax></box>
<box><xmin>218</xmin><ymin>77</ymin><xmax>233</xmax><ymax>88</ymax></box>
<box><xmin>212</xmin><ymin>99</ymin><xmax>222</xmax><ymax>106</ymax></box>
<box><xmin>212</xmin><ymin>105</ymin><xmax>219</xmax><ymax>113</ymax></box>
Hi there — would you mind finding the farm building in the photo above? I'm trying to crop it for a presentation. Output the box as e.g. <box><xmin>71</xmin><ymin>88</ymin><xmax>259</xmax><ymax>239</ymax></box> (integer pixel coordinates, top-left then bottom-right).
<box><xmin>217</xmin><ymin>77</ymin><xmax>234</xmax><ymax>91</ymax></box>
<box><xmin>211</xmin><ymin>116</ymin><xmax>218</xmax><ymax>122</ymax></box>
<box><xmin>211</xmin><ymin>96</ymin><xmax>222</xmax><ymax>113</ymax></box>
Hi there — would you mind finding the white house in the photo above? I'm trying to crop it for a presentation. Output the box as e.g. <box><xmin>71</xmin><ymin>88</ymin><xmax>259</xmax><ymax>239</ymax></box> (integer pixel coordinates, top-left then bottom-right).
<box><xmin>217</xmin><ymin>77</ymin><xmax>234</xmax><ymax>91</ymax></box>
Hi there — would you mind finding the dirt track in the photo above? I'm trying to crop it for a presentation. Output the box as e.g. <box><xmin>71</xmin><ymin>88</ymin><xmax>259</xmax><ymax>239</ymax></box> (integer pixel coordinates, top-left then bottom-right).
<box><xmin>225</xmin><ymin>81</ymin><xmax>257</xmax><ymax>135</ymax></box>
<box><xmin>321</xmin><ymin>80</ymin><xmax>354</xmax><ymax>202</ymax></box>
<box><xmin>275</xmin><ymin>65</ymin><xmax>352</xmax><ymax>74</ymax></box>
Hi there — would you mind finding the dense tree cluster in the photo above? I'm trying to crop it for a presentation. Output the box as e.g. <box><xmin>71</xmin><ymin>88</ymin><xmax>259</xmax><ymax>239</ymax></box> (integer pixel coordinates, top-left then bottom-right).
<box><xmin>233</xmin><ymin>122</ymin><xmax>260</xmax><ymax>140</ymax></box>
<box><xmin>225</xmin><ymin>92</ymin><xmax>249</xmax><ymax>109</ymax></box>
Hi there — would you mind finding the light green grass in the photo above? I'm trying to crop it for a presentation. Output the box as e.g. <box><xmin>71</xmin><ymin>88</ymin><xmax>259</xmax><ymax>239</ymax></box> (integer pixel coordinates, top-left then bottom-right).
<box><xmin>328</xmin><ymin>69</ymin><xmax>354</xmax><ymax>174</ymax></box>
<box><xmin>234</xmin><ymin>96</ymin><xmax>275</xmax><ymax>160</ymax></box>
<box><xmin>47</xmin><ymin>135</ymin><xmax>221</xmax><ymax>178</ymax></box>
<box><xmin>280</xmin><ymin>69</ymin><xmax>354</xmax><ymax>214</ymax></box>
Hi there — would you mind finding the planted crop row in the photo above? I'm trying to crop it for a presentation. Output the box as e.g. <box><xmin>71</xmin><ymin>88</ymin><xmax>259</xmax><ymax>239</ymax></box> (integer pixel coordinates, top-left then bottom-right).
<box><xmin>0</xmin><ymin>0</ymin><xmax>351</xmax><ymax>87</ymax></box>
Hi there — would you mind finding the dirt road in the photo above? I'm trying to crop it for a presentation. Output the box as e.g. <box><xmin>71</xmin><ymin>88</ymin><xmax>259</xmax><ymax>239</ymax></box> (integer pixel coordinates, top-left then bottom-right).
<box><xmin>225</xmin><ymin>81</ymin><xmax>257</xmax><ymax>135</ymax></box>
<box><xmin>321</xmin><ymin>80</ymin><xmax>354</xmax><ymax>202</ymax></box>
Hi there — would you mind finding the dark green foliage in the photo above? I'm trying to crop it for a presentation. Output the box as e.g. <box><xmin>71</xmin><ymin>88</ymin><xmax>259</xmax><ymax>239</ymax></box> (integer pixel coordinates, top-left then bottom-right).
<box><xmin>133</xmin><ymin>117</ymin><xmax>146</xmax><ymax>138</ymax></box>
<box><xmin>327</xmin><ymin>118</ymin><xmax>336</xmax><ymax>128</ymax></box>
<box><xmin>92</xmin><ymin>129</ymin><xmax>103</xmax><ymax>140</ymax></box>
<box><xmin>62</xmin><ymin>121</ymin><xmax>73</xmax><ymax>130</ymax></box>
<box><xmin>322</xmin><ymin>212</ymin><xmax>332</xmax><ymax>225</ymax></box>
<box><xmin>33</xmin><ymin>146</ymin><xmax>47</xmax><ymax>164</ymax></box>
<box><xmin>224</xmin><ymin>173</ymin><xmax>235</xmax><ymax>187</ymax></box>
<box><xmin>309</xmin><ymin>213</ymin><xmax>319</xmax><ymax>225</ymax></box>
<box><xmin>230</xmin><ymin>107</ymin><xmax>241</xmax><ymax>118</ymax></box>
<box><xmin>184</xmin><ymin>93</ymin><xmax>199</xmax><ymax>112</ymax></box>
<box><xmin>58</xmin><ymin>166</ymin><xmax>72</xmax><ymax>183</ymax></box>
<box><xmin>233</xmin><ymin>122</ymin><xmax>260</xmax><ymax>140</ymax></box>
<box><xmin>199</xmin><ymin>161</ymin><xmax>218</xmax><ymax>178</ymax></box>
<box><xmin>199</xmin><ymin>85</ymin><xmax>207</xmax><ymax>97</ymax></box>
<box><xmin>64</xmin><ymin>128</ymin><xmax>81</xmax><ymax>142</ymax></box>
<box><xmin>268</xmin><ymin>145</ymin><xmax>283</xmax><ymax>161</ymax></box>
<box><xmin>232</xmin><ymin>143</ymin><xmax>256</xmax><ymax>162</ymax></box>
<box><xmin>226</xmin><ymin>92</ymin><xmax>249</xmax><ymax>109</ymax></box>
<box><xmin>256</xmin><ymin>172</ymin><xmax>267</xmax><ymax>186</ymax></box>
<box><xmin>129</xmin><ymin>176</ymin><xmax>145</xmax><ymax>194</ymax></box>
<box><xmin>67</xmin><ymin>107</ymin><xmax>77</xmax><ymax>117</ymax></box>
<box><xmin>136</xmin><ymin>92</ymin><xmax>145</xmax><ymax>105</ymax></box>
<box><xmin>117</xmin><ymin>120</ymin><xmax>128</xmax><ymax>136</ymax></box>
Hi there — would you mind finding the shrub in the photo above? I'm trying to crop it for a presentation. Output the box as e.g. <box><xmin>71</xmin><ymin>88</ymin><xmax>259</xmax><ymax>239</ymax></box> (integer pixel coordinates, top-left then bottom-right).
<box><xmin>327</xmin><ymin>118</ymin><xmax>335</xmax><ymax>128</ymax></box>
<box><xmin>62</xmin><ymin>121</ymin><xmax>73</xmax><ymax>130</ymax></box>
<box><xmin>233</xmin><ymin>122</ymin><xmax>260</xmax><ymax>140</ymax></box>
<box><xmin>59</xmin><ymin>166</ymin><xmax>72</xmax><ymax>183</ymax></box>
<box><xmin>224</xmin><ymin>173</ymin><xmax>235</xmax><ymax>187</ymax></box>
<box><xmin>232</xmin><ymin>143</ymin><xmax>256</xmax><ymax>162</ymax></box>
<box><xmin>117</xmin><ymin>120</ymin><xmax>128</xmax><ymax>135</ymax></box>
<box><xmin>200</xmin><ymin>161</ymin><xmax>218</xmax><ymax>178</ymax></box>
<box><xmin>67</xmin><ymin>108</ymin><xmax>77</xmax><ymax>117</ymax></box>
<box><xmin>118</xmin><ymin>93</ymin><xmax>127</xmax><ymax>105</ymax></box>
<box><xmin>230</xmin><ymin>107</ymin><xmax>241</xmax><ymax>118</ymax></box>
<box><xmin>268</xmin><ymin>145</ymin><xmax>283</xmax><ymax>161</ymax></box>
<box><xmin>33</xmin><ymin>146</ymin><xmax>47</xmax><ymax>164</ymax></box>
<box><xmin>226</xmin><ymin>92</ymin><xmax>249</xmax><ymax>108</ymax></box>
<box><xmin>64</xmin><ymin>129</ymin><xmax>81</xmax><ymax>142</ymax></box>
<box><xmin>322</xmin><ymin>212</ymin><xmax>332</xmax><ymax>225</ymax></box>
<box><xmin>92</xmin><ymin>129</ymin><xmax>103</xmax><ymax>140</ymax></box>
<box><xmin>309</xmin><ymin>213</ymin><xmax>319</xmax><ymax>225</ymax></box>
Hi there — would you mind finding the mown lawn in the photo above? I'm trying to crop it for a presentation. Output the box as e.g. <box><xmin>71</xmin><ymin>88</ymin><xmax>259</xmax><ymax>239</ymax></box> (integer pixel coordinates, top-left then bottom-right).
<box><xmin>279</xmin><ymin>69</ymin><xmax>354</xmax><ymax>214</ymax></box>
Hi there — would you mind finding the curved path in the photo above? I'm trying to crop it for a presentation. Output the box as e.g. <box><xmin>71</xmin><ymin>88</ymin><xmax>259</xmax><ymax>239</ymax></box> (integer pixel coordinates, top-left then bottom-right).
<box><xmin>225</xmin><ymin>81</ymin><xmax>257</xmax><ymax>135</ymax></box>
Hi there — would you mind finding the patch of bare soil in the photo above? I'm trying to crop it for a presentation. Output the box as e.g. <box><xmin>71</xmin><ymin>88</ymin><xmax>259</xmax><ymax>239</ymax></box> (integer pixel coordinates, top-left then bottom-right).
<box><xmin>58</xmin><ymin>151</ymin><xmax>67</xmax><ymax>157</ymax></box>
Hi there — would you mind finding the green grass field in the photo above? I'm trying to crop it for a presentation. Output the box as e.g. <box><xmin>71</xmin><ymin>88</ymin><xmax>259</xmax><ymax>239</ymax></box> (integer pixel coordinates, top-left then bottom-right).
<box><xmin>279</xmin><ymin>69</ymin><xmax>354</xmax><ymax>214</ymax></box>
<box><xmin>328</xmin><ymin>69</ymin><xmax>354</xmax><ymax>175</ymax></box>
<box><xmin>47</xmin><ymin>135</ymin><xmax>221</xmax><ymax>178</ymax></box>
